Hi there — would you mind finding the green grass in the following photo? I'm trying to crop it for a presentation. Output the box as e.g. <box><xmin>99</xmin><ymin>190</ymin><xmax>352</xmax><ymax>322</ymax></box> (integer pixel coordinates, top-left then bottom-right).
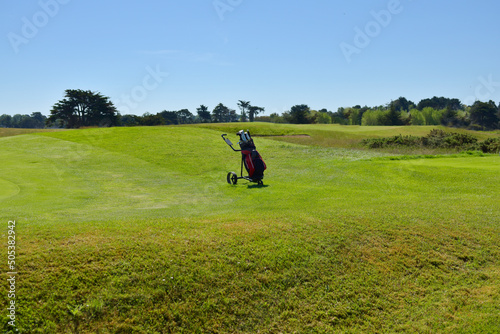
<box><xmin>195</xmin><ymin>123</ymin><xmax>500</xmax><ymax>153</ymax></box>
<box><xmin>0</xmin><ymin>125</ymin><xmax>499</xmax><ymax>333</ymax></box>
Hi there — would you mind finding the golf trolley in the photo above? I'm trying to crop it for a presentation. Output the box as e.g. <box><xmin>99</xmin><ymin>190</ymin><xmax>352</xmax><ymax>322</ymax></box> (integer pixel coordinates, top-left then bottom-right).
<box><xmin>222</xmin><ymin>130</ymin><xmax>266</xmax><ymax>186</ymax></box>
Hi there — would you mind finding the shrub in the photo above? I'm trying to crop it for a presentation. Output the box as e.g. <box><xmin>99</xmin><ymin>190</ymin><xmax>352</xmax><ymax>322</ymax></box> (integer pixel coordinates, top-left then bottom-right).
<box><xmin>476</xmin><ymin>138</ymin><xmax>500</xmax><ymax>154</ymax></box>
<box><xmin>361</xmin><ymin>135</ymin><xmax>421</xmax><ymax>149</ymax></box>
<box><xmin>422</xmin><ymin>129</ymin><xmax>477</xmax><ymax>148</ymax></box>
<box><xmin>361</xmin><ymin>129</ymin><xmax>499</xmax><ymax>153</ymax></box>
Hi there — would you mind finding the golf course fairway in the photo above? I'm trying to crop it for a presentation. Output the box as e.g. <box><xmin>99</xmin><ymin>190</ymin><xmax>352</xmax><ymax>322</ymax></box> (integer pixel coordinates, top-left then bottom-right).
<box><xmin>0</xmin><ymin>124</ymin><xmax>499</xmax><ymax>333</ymax></box>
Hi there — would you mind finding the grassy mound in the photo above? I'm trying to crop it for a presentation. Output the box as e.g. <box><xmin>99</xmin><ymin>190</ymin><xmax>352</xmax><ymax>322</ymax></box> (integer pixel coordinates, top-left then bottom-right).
<box><xmin>0</xmin><ymin>125</ymin><xmax>499</xmax><ymax>333</ymax></box>
<box><xmin>196</xmin><ymin>123</ymin><xmax>500</xmax><ymax>153</ymax></box>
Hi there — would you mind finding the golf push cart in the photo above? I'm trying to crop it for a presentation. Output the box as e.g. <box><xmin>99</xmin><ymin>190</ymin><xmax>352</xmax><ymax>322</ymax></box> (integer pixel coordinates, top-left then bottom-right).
<box><xmin>221</xmin><ymin>130</ymin><xmax>266</xmax><ymax>186</ymax></box>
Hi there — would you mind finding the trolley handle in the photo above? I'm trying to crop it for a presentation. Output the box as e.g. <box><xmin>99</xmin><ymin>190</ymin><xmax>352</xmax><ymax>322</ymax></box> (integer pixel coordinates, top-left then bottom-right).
<box><xmin>221</xmin><ymin>134</ymin><xmax>241</xmax><ymax>151</ymax></box>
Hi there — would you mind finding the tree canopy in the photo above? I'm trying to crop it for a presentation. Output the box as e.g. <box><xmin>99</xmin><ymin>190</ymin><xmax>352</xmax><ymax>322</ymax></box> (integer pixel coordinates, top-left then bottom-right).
<box><xmin>237</xmin><ymin>100</ymin><xmax>250</xmax><ymax>122</ymax></box>
<box><xmin>211</xmin><ymin>103</ymin><xmax>238</xmax><ymax>123</ymax></box>
<box><xmin>286</xmin><ymin>104</ymin><xmax>311</xmax><ymax>124</ymax></box>
<box><xmin>196</xmin><ymin>105</ymin><xmax>211</xmax><ymax>123</ymax></box>
<box><xmin>417</xmin><ymin>96</ymin><xmax>462</xmax><ymax>111</ymax></box>
<box><xmin>4</xmin><ymin>92</ymin><xmax>498</xmax><ymax>131</ymax></box>
<box><xmin>47</xmin><ymin>89</ymin><xmax>118</xmax><ymax>128</ymax></box>
<box><xmin>469</xmin><ymin>100</ymin><xmax>499</xmax><ymax>130</ymax></box>
<box><xmin>0</xmin><ymin>112</ymin><xmax>46</xmax><ymax>128</ymax></box>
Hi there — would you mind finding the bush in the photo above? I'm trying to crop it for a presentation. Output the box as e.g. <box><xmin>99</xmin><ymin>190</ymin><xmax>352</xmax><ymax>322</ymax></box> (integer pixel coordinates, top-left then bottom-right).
<box><xmin>476</xmin><ymin>138</ymin><xmax>500</xmax><ymax>154</ymax></box>
<box><xmin>361</xmin><ymin>135</ymin><xmax>421</xmax><ymax>149</ymax></box>
<box><xmin>361</xmin><ymin>129</ymin><xmax>499</xmax><ymax>153</ymax></box>
<box><xmin>422</xmin><ymin>129</ymin><xmax>477</xmax><ymax>148</ymax></box>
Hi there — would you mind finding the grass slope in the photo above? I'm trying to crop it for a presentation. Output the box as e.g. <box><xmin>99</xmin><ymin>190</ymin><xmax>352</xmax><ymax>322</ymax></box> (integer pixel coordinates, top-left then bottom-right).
<box><xmin>0</xmin><ymin>125</ymin><xmax>499</xmax><ymax>333</ymax></box>
<box><xmin>195</xmin><ymin>123</ymin><xmax>500</xmax><ymax>152</ymax></box>
<box><xmin>0</xmin><ymin>128</ymin><xmax>63</xmax><ymax>138</ymax></box>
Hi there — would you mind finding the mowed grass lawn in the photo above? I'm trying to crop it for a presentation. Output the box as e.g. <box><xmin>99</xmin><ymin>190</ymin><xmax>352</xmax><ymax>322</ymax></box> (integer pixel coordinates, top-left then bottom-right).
<box><xmin>0</xmin><ymin>124</ymin><xmax>499</xmax><ymax>333</ymax></box>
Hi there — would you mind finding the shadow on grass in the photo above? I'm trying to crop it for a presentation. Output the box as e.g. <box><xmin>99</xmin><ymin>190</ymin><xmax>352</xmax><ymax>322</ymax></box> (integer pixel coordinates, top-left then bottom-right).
<box><xmin>247</xmin><ymin>184</ymin><xmax>270</xmax><ymax>189</ymax></box>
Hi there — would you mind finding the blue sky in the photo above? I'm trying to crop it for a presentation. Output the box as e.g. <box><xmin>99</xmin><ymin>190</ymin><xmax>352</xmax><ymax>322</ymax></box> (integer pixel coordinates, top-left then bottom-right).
<box><xmin>1</xmin><ymin>0</ymin><xmax>500</xmax><ymax>116</ymax></box>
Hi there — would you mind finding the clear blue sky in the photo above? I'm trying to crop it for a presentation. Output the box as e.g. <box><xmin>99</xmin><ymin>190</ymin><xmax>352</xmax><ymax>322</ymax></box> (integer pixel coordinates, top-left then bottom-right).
<box><xmin>2</xmin><ymin>0</ymin><xmax>500</xmax><ymax>116</ymax></box>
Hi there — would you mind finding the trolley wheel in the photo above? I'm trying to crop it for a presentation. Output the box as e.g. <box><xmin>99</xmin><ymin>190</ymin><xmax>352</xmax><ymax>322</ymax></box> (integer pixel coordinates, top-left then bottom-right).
<box><xmin>258</xmin><ymin>180</ymin><xmax>263</xmax><ymax>186</ymax></box>
<box><xmin>227</xmin><ymin>172</ymin><xmax>238</xmax><ymax>185</ymax></box>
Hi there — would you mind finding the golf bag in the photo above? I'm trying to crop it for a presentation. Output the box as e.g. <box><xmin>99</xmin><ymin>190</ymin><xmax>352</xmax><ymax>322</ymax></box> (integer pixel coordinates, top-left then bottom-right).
<box><xmin>237</xmin><ymin>130</ymin><xmax>266</xmax><ymax>180</ymax></box>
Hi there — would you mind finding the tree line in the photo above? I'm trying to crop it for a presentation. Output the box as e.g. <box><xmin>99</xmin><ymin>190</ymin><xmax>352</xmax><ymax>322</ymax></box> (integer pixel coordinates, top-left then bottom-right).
<box><xmin>260</xmin><ymin>97</ymin><xmax>500</xmax><ymax>130</ymax></box>
<box><xmin>36</xmin><ymin>90</ymin><xmax>264</xmax><ymax>128</ymax></box>
<box><xmin>119</xmin><ymin>101</ymin><xmax>265</xmax><ymax>126</ymax></box>
<box><xmin>0</xmin><ymin>112</ymin><xmax>47</xmax><ymax>128</ymax></box>
<box><xmin>1</xmin><ymin>90</ymin><xmax>498</xmax><ymax>130</ymax></box>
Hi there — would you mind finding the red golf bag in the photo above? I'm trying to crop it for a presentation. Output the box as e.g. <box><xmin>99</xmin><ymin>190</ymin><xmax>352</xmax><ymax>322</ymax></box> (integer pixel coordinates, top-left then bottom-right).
<box><xmin>222</xmin><ymin>130</ymin><xmax>267</xmax><ymax>186</ymax></box>
<box><xmin>238</xmin><ymin>131</ymin><xmax>266</xmax><ymax>180</ymax></box>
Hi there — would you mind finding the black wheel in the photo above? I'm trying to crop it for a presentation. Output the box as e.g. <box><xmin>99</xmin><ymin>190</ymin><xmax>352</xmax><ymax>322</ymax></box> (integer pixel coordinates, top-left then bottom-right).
<box><xmin>258</xmin><ymin>180</ymin><xmax>263</xmax><ymax>186</ymax></box>
<box><xmin>227</xmin><ymin>172</ymin><xmax>238</xmax><ymax>185</ymax></box>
